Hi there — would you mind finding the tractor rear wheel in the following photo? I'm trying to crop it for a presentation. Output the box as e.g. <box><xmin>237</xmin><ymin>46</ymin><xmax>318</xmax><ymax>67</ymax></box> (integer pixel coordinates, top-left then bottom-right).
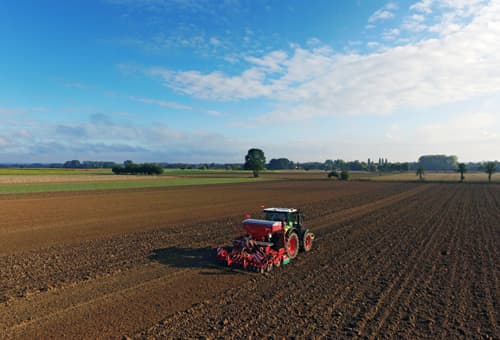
<box><xmin>286</xmin><ymin>232</ymin><xmax>299</xmax><ymax>259</ymax></box>
<box><xmin>301</xmin><ymin>231</ymin><xmax>314</xmax><ymax>252</ymax></box>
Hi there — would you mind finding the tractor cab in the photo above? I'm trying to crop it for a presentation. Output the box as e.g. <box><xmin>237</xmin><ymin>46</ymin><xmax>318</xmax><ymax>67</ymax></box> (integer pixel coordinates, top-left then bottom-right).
<box><xmin>263</xmin><ymin>207</ymin><xmax>302</xmax><ymax>231</ymax></box>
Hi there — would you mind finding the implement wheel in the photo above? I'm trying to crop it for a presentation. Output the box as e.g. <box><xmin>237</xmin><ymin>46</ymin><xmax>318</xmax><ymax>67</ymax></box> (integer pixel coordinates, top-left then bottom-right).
<box><xmin>286</xmin><ymin>232</ymin><xmax>299</xmax><ymax>259</ymax></box>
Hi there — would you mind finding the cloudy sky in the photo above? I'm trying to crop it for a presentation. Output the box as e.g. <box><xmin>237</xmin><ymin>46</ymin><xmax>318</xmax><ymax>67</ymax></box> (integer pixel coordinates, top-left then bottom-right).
<box><xmin>1</xmin><ymin>0</ymin><xmax>499</xmax><ymax>163</ymax></box>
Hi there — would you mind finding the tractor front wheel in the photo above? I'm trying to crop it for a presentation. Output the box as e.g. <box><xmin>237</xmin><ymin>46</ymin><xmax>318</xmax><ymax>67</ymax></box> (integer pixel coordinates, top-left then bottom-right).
<box><xmin>286</xmin><ymin>232</ymin><xmax>299</xmax><ymax>259</ymax></box>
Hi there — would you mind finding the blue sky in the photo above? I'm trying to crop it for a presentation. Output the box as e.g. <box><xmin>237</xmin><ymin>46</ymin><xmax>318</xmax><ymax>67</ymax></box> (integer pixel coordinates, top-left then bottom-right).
<box><xmin>1</xmin><ymin>0</ymin><xmax>499</xmax><ymax>163</ymax></box>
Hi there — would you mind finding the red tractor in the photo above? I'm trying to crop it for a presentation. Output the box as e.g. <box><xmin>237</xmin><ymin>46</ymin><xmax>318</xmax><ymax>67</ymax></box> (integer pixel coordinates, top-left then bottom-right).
<box><xmin>216</xmin><ymin>208</ymin><xmax>314</xmax><ymax>272</ymax></box>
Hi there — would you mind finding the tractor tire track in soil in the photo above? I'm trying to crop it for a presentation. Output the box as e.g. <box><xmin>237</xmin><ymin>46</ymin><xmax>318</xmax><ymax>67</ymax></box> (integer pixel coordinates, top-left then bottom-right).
<box><xmin>1</xmin><ymin>182</ymin><xmax>498</xmax><ymax>339</ymax></box>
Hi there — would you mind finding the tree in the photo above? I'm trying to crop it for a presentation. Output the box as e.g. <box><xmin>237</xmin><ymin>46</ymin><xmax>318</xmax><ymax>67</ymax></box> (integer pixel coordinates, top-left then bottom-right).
<box><xmin>267</xmin><ymin>158</ymin><xmax>292</xmax><ymax>170</ymax></box>
<box><xmin>416</xmin><ymin>165</ymin><xmax>425</xmax><ymax>181</ymax></box>
<box><xmin>328</xmin><ymin>170</ymin><xmax>339</xmax><ymax>179</ymax></box>
<box><xmin>112</xmin><ymin>161</ymin><xmax>163</xmax><ymax>175</ymax></box>
<box><xmin>333</xmin><ymin>159</ymin><xmax>346</xmax><ymax>170</ymax></box>
<box><xmin>111</xmin><ymin>165</ymin><xmax>124</xmax><ymax>174</ymax></box>
<box><xmin>244</xmin><ymin>148</ymin><xmax>266</xmax><ymax>177</ymax></box>
<box><xmin>418</xmin><ymin>155</ymin><xmax>458</xmax><ymax>171</ymax></box>
<box><xmin>457</xmin><ymin>163</ymin><xmax>467</xmax><ymax>182</ymax></box>
<box><xmin>484</xmin><ymin>162</ymin><xmax>497</xmax><ymax>183</ymax></box>
<box><xmin>63</xmin><ymin>160</ymin><xmax>81</xmax><ymax>168</ymax></box>
<box><xmin>340</xmin><ymin>170</ymin><xmax>350</xmax><ymax>181</ymax></box>
<box><xmin>324</xmin><ymin>159</ymin><xmax>335</xmax><ymax>171</ymax></box>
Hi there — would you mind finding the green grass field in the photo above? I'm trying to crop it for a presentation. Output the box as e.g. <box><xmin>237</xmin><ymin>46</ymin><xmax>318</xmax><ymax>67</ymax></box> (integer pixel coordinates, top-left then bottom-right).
<box><xmin>0</xmin><ymin>177</ymin><xmax>272</xmax><ymax>195</ymax></box>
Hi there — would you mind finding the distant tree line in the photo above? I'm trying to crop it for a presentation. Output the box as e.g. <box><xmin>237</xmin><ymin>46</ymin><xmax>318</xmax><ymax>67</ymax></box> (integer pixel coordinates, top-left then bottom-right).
<box><xmin>0</xmin><ymin>161</ymin><xmax>117</xmax><ymax>169</ymax></box>
<box><xmin>416</xmin><ymin>155</ymin><xmax>499</xmax><ymax>176</ymax></box>
<box><xmin>1</xmin><ymin>154</ymin><xmax>498</xmax><ymax>175</ymax></box>
<box><xmin>112</xmin><ymin>160</ymin><xmax>163</xmax><ymax>175</ymax></box>
<box><xmin>265</xmin><ymin>158</ymin><xmax>411</xmax><ymax>172</ymax></box>
<box><xmin>0</xmin><ymin>163</ymin><xmax>65</xmax><ymax>168</ymax></box>
<box><xmin>267</xmin><ymin>158</ymin><xmax>296</xmax><ymax>170</ymax></box>
<box><xmin>159</xmin><ymin>162</ymin><xmax>242</xmax><ymax>170</ymax></box>
<box><xmin>264</xmin><ymin>155</ymin><xmax>499</xmax><ymax>174</ymax></box>
<box><xmin>63</xmin><ymin>160</ymin><xmax>117</xmax><ymax>169</ymax></box>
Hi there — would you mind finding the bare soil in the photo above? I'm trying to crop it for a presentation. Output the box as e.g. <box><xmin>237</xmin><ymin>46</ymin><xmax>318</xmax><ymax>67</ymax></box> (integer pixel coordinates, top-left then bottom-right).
<box><xmin>0</xmin><ymin>181</ymin><xmax>498</xmax><ymax>339</ymax></box>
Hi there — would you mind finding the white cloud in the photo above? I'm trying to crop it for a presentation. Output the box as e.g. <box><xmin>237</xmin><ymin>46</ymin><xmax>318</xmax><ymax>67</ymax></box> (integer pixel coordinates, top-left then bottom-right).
<box><xmin>307</xmin><ymin>37</ymin><xmax>321</xmax><ymax>46</ymax></box>
<box><xmin>367</xmin><ymin>41</ymin><xmax>381</xmax><ymax>48</ymax></box>
<box><xmin>129</xmin><ymin>96</ymin><xmax>192</xmax><ymax>110</ymax></box>
<box><xmin>0</xmin><ymin>114</ymin><xmax>246</xmax><ymax>163</ymax></box>
<box><xmin>369</xmin><ymin>10</ymin><xmax>395</xmax><ymax>23</ymax></box>
<box><xmin>410</xmin><ymin>0</ymin><xmax>434</xmax><ymax>14</ymax></box>
<box><xmin>368</xmin><ymin>2</ymin><xmax>398</xmax><ymax>23</ymax></box>
<box><xmin>382</xmin><ymin>28</ymin><xmax>401</xmax><ymax>40</ymax></box>
<box><xmin>148</xmin><ymin>1</ymin><xmax>500</xmax><ymax>122</ymax></box>
<box><xmin>244</xmin><ymin>50</ymin><xmax>288</xmax><ymax>73</ymax></box>
<box><xmin>406</xmin><ymin>0</ymin><xmax>489</xmax><ymax>35</ymax></box>
<box><xmin>205</xmin><ymin>110</ymin><xmax>223</xmax><ymax>116</ymax></box>
<box><xmin>385</xmin><ymin>2</ymin><xmax>399</xmax><ymax>11</ymax></box>
<box><xmin>209</xmin><ymin>37</ymin><xmax>221</xmax><ymax>46</ymax></box>
<box><xmin>403</xmin><ymin>14</ymin><xmax>427</xmax><ymax>32</ymax></box>
<box><xmin>128</xmin><ymin>95</ymin><xmax>225</xmax><ymax>117</ymax></box>
<box><xmin>149</xmin><ymin>66</ymin><xmax>272</xmax><ymax>100</ymax></box>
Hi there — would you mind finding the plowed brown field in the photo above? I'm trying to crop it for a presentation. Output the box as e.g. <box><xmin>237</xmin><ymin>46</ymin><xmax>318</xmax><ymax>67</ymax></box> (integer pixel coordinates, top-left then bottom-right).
<box><xmin>0</xmin><ymin>181</ymin><xmax>498</xmax><ymax>339</ymax></box>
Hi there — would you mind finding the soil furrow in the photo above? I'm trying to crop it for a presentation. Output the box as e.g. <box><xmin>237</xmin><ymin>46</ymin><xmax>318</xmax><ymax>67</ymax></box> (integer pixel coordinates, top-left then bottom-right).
<box><xmin>299</xmin><ymin>192</ymin><xmax>432</xmax><ymax>337</ymax></box>
<box><xmin>474</xmin><ymin>186</ymin><xmax>499</xmax><ymax>336</ymax></box>
<box><xmin>389</xmin><ymin>185</ymin><xmax>468</xmax><ymax>339</ymax></box>
<box><xmin>382</xmin><ymin>186</ymin><xmax>466</xmax><ymax>338</ymax></box>
<box><xmin>354</xmin><ymin>185</ymin><xmax>459</xmax><ymax>337</ymax></box>
<box><xmin>283</xmin><ymin>194</ymin><xmax>426</xmax><ymax>336</ymax></box>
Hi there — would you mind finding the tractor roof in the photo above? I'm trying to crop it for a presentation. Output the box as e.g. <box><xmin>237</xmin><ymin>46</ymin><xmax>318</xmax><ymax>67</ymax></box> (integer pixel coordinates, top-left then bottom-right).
<box><xmin>262</xmin><ymin>207</ymin><xmax>297</xmax><ymax>213</ymax></box>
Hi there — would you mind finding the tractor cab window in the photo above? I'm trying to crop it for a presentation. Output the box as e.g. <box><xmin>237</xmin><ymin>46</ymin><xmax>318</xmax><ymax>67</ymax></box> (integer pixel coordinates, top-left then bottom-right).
<box><xmin>264</xmin><ymin>211</ymin><xmax>287</xmax><ymax>222</ymax></box>
<box><xmin>288</xmin><ymin>212</ymin><xmax>297</xmax><ymax>225</ymax></box>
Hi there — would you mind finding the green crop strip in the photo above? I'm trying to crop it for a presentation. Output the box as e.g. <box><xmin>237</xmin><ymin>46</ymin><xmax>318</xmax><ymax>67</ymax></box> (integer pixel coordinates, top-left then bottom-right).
<box><xmin>0</xmin><ymin>177</ymin><xmax>273</xmax><ymax>195</ymax></box>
